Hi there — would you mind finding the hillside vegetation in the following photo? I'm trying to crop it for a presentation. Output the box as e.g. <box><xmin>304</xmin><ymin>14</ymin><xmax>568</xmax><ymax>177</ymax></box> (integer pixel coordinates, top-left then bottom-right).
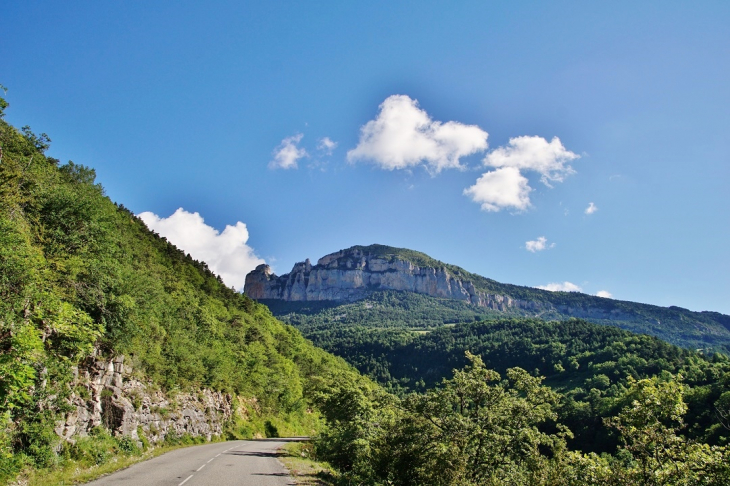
<box><xmin>0</xmin><ymin>96</ymin><xmax>372</xmax><ymax>483</ymax></box>
<box><xmin>313</xmin><ymin>350</ymin><xmax>730</xmax><ymax>485</ymax></box>
<box><xmin>301</xmin><ymin>318</ymin><xmax>730</xmax><ymax>451</ymax></box>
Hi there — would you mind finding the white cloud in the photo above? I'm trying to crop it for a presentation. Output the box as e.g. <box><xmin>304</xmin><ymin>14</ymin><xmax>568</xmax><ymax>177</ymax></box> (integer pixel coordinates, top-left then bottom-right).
<box><xmin>466</xmin><ymin>136</ymin><xmax>579</xmax><ymax>213</ymax></box>
<box><xmin>484</xmin><ymin>135</ymin><xmax>579</xmax><ymax>186</ymax></box>
<box><xmin>585</xmin><ymin>202</ymin><xmax>598</xmax><ymax>214</ymax></box>
<box><xmin>596</xmin><ymin>290</ymin><xmax>613</xmax><ymax>298</ymax></box>
<box><xmin>269</xmin><ymin>133</ymin><xmax>307</xmax><ymax>169</ymax></box>
<box><xmin>525</xmin><ymin>236</ymin><xmax>554</xmax><ymax>252</ymax></box>
<box><xmin>347</xmin><ymin>94</ymin><xmax>489</xmax><ymax>174</ymax></box>
<box><xmin>317</xmin><ymin>137</ymin><xmax>337</xmax><ymax>154</ymax></box>
<box><xmin>537</xmin><ymin>281</ymin><xmax>582</xmax><ymax>292</ymax></box>
<box><xmin>137</xmin><ymin>208</ymin><xmax>264</xmax><ymax>291</ymax></box>
<box><xmin>463</xmin><ymin>167</ymin><xmax>531</xmax><ymax>212</ymax></box>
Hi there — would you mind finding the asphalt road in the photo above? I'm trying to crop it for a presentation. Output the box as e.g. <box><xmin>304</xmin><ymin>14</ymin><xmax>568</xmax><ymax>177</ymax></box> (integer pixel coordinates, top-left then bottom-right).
<box><xmin>84</xmin><ymin>438</ymin><xmax>306</xmax><ymax>486</ymax></box>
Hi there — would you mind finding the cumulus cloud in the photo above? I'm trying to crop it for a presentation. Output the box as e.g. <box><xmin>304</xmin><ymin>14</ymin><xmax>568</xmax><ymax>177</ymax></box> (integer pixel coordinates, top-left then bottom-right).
<box><xmin>463</xmin><ymin>167</ymin><xmax>531</xmax><ymax>212</ymax></box>
<box><xmin>585</xmin><ymin>202</ymin><xmax>598</xmax><ymax>214</ymax></box>
<box><xmin>347</xmin><ymin>94</ymin><xmax>489</xmax><ymax>174</ymax></box>
<box><xmin>465</xmin><ymin>136</ymin><xmax>579</xmax><ymax>212</ymax></box>
<box><xmin>269</xmin><ymin>133</ymin><xmax>307</xmax><ymax>169</ymax></box>
<box><xmin>137</xmin><ymin>208</ymin><xmax>264</xmax><ymax>291</ymax></box>
<box><xmin>317</xmin><ymin>137</ymin><xmax>337</xmax><ymax>155</ymax></box>
<box><xmin>525</xmin><ymin>236</ymin><xmax>554</xmax><ymax>252</ymax></box>
<box><xmin>537</xmin><ymin>281</ymin><xmax>582</xmax><ymax>292</ymax></box>
<box><xmin>484</xmin><ymin>136</ymin><xmax>579</xmax><ymax>186</ymax></box>
<box><xmin>596</xmin><ymin>290</ymin><xmax>613</xmax><ymax>298</ymax></box>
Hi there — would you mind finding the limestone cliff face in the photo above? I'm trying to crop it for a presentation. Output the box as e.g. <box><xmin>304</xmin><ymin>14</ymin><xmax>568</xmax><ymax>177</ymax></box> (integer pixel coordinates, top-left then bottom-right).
<box><xmin>244</xmin><ymin>247</ymin><xmax>540</xmax><ymax>313</ymax></box>
<box><xmin>56</xmin><ymin>354</ymin><xmax>233</xmax><ymax>444</ymax></box>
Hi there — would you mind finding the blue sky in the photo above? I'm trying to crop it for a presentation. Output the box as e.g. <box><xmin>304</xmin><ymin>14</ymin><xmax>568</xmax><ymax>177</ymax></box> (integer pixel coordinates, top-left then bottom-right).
<box><xmin>2</xmin><ymin>1</ymin><xmax>728</xmax><ymax>313</ymax></box>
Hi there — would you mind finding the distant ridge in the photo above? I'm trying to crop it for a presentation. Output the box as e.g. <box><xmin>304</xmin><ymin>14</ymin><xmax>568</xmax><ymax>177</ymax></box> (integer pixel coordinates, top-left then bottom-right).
<box><xmin>246</xmin><ymin>244</ymin><xmax>730</xmax><ymax>352</ymax></box>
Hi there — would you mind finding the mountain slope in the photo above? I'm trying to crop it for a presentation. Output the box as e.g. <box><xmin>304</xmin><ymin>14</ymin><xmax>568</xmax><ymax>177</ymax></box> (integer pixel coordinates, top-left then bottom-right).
<box><xmin>247</xmin><ymin>244</ymin><xmax>730</xmax><ymax>352</ymax></box>
<box><xmin>0</xmin><ymin>112</ymin><xmax>374</xmax><ymax>482</ymax></box>
<box><xmin>310</xmin><ymin>317</ymin><xmax>730</xmax><ymax>453</ymax></box>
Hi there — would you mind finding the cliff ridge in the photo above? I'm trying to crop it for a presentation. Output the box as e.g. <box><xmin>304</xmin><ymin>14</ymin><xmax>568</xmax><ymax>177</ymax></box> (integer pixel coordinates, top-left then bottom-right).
<box><xmin>245</xmin><ymin>245</ymin><xmax>730</xmax><ymax>353</ymax></box>
<box><xmin>245</xmin><ymin>245</ymin><xmax>538</xmax><ymax>313</ymax></box>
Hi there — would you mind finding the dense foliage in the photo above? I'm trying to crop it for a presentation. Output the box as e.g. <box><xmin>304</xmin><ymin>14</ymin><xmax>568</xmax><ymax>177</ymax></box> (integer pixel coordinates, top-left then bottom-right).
<box><xmin>313</xmin><ymin>353</ymin><xmax>730</xmax><ymax>485</ymax></box>
<box><xmin>0</xmin><ymin>97</ymin><xmax>369</xmax><ymax>482</ymax></box>
<box><xmin>267</xmin><ymin>260</ymin><xmax>730</xmax><ymax>483</ymax></box>
<box><xmin>291</xmin><ymin>316</ymin><xmax>730</xmax><ymax>452</ymax></box>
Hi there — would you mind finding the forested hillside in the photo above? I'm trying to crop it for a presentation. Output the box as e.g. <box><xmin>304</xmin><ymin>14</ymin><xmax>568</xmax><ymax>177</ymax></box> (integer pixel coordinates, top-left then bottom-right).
<box><xmin>302</xmin><ymin>318</ymin><xmax>730</xmax><ymax>451</ymax></box>
<box><xmin>0</xmin><ymin>95</ymin><xmax>373</xmax><ymax>483</ymax></box>
<box><xmin>313</xmin><ymin>349</ymin><xmax>730</xmax><ymax>485</ymax></box>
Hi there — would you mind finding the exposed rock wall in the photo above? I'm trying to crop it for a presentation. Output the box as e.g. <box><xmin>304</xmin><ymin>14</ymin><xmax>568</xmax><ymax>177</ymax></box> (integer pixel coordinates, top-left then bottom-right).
<box><xmin>244</xmin><ymin>247</ymin><xmax>540</xmax><ymax>313</ymax></box>
<box><xmin>55</xmin><ymin>355</ymin><xmax>233</xmax><ymax>444</ymax></box>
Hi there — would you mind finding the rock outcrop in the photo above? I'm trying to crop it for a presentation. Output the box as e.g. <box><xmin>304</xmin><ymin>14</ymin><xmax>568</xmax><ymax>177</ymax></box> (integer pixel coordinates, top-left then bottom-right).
<box><xmin>244</xmin><ymin>246</ymin><xmax>540</xmax><ymax>313</ymax></box>
<box><xmin>55</xmin><ymin>354</ymin><xmax>233</xmax><ymax>444</ymax></box>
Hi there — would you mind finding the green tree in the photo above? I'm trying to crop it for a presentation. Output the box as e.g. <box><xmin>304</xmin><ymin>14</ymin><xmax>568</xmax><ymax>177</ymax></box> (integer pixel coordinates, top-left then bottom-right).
<box><xmin>399</xmin><ymin>352</ymin><xmax>569</xmax><ymax>485</ymax></box>
<box><xmin>605</xmin><ymin>376</ymin><xmax>730</xmax><ymax>485</ymax></box>
<box><xmin>0</xmin><ymin>84</ymin><xmax>8</xmax><ymax>119</ymax></box>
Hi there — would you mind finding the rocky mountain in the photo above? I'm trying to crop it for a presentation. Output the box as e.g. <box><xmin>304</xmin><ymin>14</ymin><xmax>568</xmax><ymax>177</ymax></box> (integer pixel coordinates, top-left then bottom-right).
<box><xmin>246</xmin><ymin>248</ymin><xmax>537</xmax><ymax>312</ymax></box>
<box><xmin>245</xmin><ymin>244</ymin><xmax>730</xmax><ymax>352</ymax></box>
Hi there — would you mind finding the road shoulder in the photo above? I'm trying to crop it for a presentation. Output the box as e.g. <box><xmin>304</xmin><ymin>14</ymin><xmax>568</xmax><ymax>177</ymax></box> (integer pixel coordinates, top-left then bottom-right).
<box><xmin>278</xmin><ymin>441</ymin><xmax>337</xmax><ymax>486</ymax></box>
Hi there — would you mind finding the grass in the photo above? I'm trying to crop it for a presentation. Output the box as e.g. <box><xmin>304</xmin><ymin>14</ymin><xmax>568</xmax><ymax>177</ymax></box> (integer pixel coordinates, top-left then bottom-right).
<box><xmin>279</xmin><ymin>441</ymin><xmax>337</xmax><ymax>486</ymax></box>
<box><xmin>21</xmin><ymin>447</ymin><xmax>167</xmax><ymax>486</ymax></box>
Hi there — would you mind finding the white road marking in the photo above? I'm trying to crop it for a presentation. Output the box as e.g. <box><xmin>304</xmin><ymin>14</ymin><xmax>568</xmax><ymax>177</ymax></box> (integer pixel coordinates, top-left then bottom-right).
<box><xmin>207</xmin><ymin>457</ymin><xmax>214</xmax><ymax>463</ymax></box>
<box><xmin>197</xmin><ymin>464</ymin><xmax>206</xmax><ymax>471</ymax></box>
<box><xmin>179</xmin><ymin>475</ymin><xmax>194</xmax><ymax>486</ymax></box>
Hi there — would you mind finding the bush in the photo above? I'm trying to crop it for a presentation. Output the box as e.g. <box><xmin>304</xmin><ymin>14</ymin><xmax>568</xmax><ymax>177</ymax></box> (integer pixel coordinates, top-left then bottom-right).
<box><xmin>116</xmin><ymin>435</ymin><xmax>139</xmax><ymax>454</ymax></box>
<box><xmin>264</xmin><ymin>420</ymin><xmax>279</xmax><ymax>438</ymax></box>
<box><xmin>163</xmin><ymin>433</ymin><xmax>205</xmax><ymax>447</ymax></box>
<box><xmin>69</xmin><ymin>435</ymin><xmax>114</xmax><ymax>466</ymax></box>
<box><xmin>136</xmin><ymin>426</ymin><xmax>150</xmax><ymax>451</ymax></box>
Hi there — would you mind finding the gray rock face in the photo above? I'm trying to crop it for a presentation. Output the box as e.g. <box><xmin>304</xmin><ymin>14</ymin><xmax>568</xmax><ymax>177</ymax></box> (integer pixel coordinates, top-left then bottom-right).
<box><xmin>244</xmin><ymin>247</ymin><xmax>538</xmax><ymax>313</ymax></box>
<box><xmin>55</xmin><ymin>354</ymin><xmax>233</xmax><ymax>444</ymax></box>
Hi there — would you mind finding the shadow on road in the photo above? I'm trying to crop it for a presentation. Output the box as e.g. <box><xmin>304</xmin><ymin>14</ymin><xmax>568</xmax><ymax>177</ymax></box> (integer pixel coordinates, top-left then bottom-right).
<box><xmin>228</xmin><ymin>451</ymin><xmax>284</xmax><ymax>458</ymax></box>
<box><xmin>244</xmin><ymin>437</ymin><xmax>309</xmax><ymax>443</ymax></box>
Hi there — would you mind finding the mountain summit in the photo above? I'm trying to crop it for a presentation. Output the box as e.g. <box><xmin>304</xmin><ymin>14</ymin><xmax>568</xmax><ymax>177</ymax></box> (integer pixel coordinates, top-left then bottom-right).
<box><xmin>245</xmin><ymin>244</ymin><xmax>533</xmax><ymax>311</ymax></box>
<box><xmin>245</xmin><ymin>244</ymin><xmax>730</xmax><ymax>352</ymax></box>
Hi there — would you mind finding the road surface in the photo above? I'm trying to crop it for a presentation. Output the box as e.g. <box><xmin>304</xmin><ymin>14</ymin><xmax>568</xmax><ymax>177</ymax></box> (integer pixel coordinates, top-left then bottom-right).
<box><xmin>84</xmin><ymin>438</ymin><xmax>306</xmax><ymax>486</ymax></box>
